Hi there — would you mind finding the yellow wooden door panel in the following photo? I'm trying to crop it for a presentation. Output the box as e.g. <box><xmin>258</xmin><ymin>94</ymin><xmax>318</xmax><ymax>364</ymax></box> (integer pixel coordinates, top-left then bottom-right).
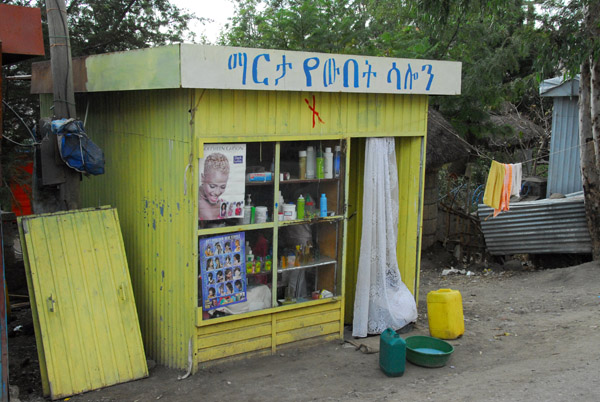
<box><xmin>20</xmin><ymin>208</ymin><xmax>148</xmax><ymax>399</ymax></box>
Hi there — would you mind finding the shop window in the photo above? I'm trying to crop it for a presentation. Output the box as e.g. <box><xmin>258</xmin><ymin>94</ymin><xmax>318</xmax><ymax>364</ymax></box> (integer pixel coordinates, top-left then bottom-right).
<box><xmin>198</xmin><ymin>140</ymin><xmax>345</xmax><ymax>320</ymax></box>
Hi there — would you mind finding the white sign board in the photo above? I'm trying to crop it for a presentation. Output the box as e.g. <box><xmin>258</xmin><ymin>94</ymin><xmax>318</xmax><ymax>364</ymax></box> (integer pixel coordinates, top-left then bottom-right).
<box><xmin>181</xmin><ymin>44</ymin><xmax>461</xmax><ymax>95</ymax></box>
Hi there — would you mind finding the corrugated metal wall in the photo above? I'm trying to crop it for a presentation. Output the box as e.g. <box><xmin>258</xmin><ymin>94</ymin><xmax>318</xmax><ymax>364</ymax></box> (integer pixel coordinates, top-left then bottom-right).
<box><xmin>478</xmin><ymin>196</ymin><xmax>591</xmax><ymax>255</ymax></box>
<box><xmin>48</xmin><ymin>90</ymin><xmax>197</xmax><ymax>369</ymax></box>
<box><xmin>193</xmin><ymin>90</ymin><xmax>428</xmax><ymax>141</ymax></box>
<box><xmin>547</xmin><ymin>97</ymin><xmax>582</xmax><ymax>197</ymax></box>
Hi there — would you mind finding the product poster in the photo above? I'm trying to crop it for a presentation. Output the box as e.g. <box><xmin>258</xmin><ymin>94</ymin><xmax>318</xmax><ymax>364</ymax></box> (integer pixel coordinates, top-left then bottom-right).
<box><xmin>198</xmin><ymin>143</ymin><xmax>246</xmax><ymax>221</ymax></box>
<box><xmin>200</xmin><ymin>232</ymin><xmax>246</xmax><ymax>311</ymax></box>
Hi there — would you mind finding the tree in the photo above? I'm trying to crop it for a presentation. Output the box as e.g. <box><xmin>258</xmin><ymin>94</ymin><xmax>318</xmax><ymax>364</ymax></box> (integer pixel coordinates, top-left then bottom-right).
<box><xmin>537</xmin><ymin>0</ymin><xmax>600</xmax><ymax>259</ymax></box>
<box><xmin>224</xmin><ymin>0</ymin><xmax>547</xmax><ymax>142</ymax></box>
<box><xmin>1</xmin><ymin>0</ymin><xmax>201</xmax><ymax>210</ymax></box>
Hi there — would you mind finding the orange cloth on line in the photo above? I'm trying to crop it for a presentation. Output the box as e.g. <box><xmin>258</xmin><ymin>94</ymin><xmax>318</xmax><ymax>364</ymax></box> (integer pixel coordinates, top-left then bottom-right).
<box><xmin>483</xmin><ymin>161</ymin><xmax>505</xmax><ymax>210</ymax></box>
<box><xmin>494</xmin><ymin>163</ymin><xmax>512</xmax><ymax>217</ymax></box>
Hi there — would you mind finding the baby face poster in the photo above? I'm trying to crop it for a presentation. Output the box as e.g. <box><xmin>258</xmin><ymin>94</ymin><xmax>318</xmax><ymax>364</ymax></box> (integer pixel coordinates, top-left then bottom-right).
<box><xmin>200</xmin><ymin>232</ymin><xmax>246</xmax><ymax>311</ymax></box>
<box><xmin>198</xmin><ymin>143</ymin><xmax>246</xmax><ymax>221</ymax></box>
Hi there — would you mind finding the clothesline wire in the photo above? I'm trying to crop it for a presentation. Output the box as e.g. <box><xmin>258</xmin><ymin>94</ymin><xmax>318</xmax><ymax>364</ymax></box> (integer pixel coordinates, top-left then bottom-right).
<box><xmin>447</xmin><ymin>127</ymin><xmax>590</xmax><ymax>167</ymax></box>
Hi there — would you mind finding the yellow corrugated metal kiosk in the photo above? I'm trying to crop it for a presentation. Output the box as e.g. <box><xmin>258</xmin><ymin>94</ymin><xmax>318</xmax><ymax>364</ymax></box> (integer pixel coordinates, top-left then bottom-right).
<box><xmin>32</xmin><ymin>44</ymin><xmax>461</xmax><ymax>372</ymax></box>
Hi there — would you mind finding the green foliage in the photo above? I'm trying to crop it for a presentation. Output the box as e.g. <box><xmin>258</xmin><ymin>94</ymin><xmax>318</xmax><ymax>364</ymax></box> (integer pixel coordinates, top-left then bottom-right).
<box><xmin>1</xmin><ymin>0</ymin><xmax>199</xmax><ymax>210</ymax></box>
<box><xmin>225</xmin><ymin>0</ymin><xmax>548</xmax><ymax>145</ymax></box>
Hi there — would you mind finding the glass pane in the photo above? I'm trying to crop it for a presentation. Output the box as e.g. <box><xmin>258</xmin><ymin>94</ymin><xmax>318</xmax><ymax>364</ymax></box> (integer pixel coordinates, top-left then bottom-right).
<box><xmin>276</xmin><ymin>220</ymin><xmax>342</xmax><ymax>304</ymax></box>
<box><xmin>199</xmin><ymin>228</ymin><xmax>274</xmax><ymax>319</ymax></box>
<box><xmin>198</xmin><ymin>142</ymin><xmax>275</xmax><ymax>230</ymax></box>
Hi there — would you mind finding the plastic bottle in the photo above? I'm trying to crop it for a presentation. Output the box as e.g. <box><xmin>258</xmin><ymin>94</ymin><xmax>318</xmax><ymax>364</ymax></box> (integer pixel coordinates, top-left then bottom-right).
<box><xmin>334</xmin><ymin>145</ymin><xmax>341</xmax><ymax>178</ymax></box>
<box><xmin>324</xmin><ymin>147</ymin><xmax>333</xmax><ymax>179</ymax></box>
<box><xmin>316</xmin><ymin>147</ymin><xmax>324</xmax><ymax>179</ymax></box>
<box><xmin>320</xmin><ymin>193</ymin><xmax>327</xmax><ymax>217</ymax></box>
<box><xmin>306</xmin><ymin>146</ymin><xmax>316</xmax><ymax>179</ymax></box>
<box><xmin>297</xmin><ymin>194</ymin><xmax>305</xmax><ymax>220</ymax></box>
<box><xmin>305</xmin><ymin>194</ymin><xmax>315</xmax><ymax>219</ymax></box>
<box><xmin>298</xmin><ymin>150</ymin><xmax>307</xmax><ymax>179</ymax></box>
<box><xmin>379</xmin><ymin>328</ymin><xmax>406</xmax><ymax>377</ymax></box>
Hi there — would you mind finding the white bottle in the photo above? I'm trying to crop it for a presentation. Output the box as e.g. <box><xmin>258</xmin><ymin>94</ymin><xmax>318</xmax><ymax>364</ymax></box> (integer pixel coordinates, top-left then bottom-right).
<box><xmin>324</xmin><ymin>147</ymin><xmax>333</xmax><ymax>179</ymax></box>
<box><xmin>306</xmin><ymin>146</ymin><xmax>316</xmax><ymax>179</ymax></box>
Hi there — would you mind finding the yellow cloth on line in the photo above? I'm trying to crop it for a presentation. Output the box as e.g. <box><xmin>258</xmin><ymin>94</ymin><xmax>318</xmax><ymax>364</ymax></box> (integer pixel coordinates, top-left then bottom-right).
<box><xmin>494</xmin><ymin>163</ymin><xmax>512</xmax><ymax>217</ymax></box>
<box><xmin>483</xmin><ymin>161</ymin><xmax>505</xmax><ymax>210</ymax></box>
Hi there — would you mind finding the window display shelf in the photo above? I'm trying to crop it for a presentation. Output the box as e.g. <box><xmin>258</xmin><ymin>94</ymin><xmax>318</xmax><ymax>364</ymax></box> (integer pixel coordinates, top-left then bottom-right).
<box><xmin>277</xmin><ymin>256</ymin><xmax>337</xmax><ymax>274</ymax></box>
<box><xmin>245</xmin><ymin>181</ymin><xmax>274</xmax><ymax>186</ymax></box>
<box><xmin>279</xmin><ymin>178</ymin><xmax>339</xmax><ymax>185</ymax></box>
<box><xmin>198</xmin><ymin>221</ymin><xmax>274</xmax><ymax>236</ymax></box>
<box><xmin>278</xmin><ymin>215</ymin><xmax>343</xmax><ymax>227</ymax></box>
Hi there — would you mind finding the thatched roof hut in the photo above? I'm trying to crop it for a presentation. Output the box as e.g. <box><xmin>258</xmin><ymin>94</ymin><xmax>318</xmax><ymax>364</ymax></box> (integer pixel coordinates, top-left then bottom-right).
<box><xmin>487</xmin><ymin>109</ymin><xmax>547</xmax><ymax>150</ymax></box>
<box><xmin>426</xmin><ymin>108</ymin><xmax>470</xmax><ymax>170</ymax></box>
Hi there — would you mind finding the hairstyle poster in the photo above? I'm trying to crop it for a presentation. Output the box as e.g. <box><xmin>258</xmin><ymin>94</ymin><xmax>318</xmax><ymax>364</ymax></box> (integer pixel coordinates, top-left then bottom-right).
<box><xmin>200</xmin><ymin>232</ymin><xmax>246</xmax><ymax>311</ymax></box>
<box><xmin>198</xmin><ymin>143</ymin><xmax>246</xmax><ymax>221</ymax></box>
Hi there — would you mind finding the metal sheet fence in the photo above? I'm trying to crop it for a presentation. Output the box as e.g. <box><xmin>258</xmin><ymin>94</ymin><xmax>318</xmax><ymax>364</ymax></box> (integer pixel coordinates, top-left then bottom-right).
<box><xmin>478</xmin><ymin>195</ymin><xmax>591</xmax><ymax>255</ymax></box>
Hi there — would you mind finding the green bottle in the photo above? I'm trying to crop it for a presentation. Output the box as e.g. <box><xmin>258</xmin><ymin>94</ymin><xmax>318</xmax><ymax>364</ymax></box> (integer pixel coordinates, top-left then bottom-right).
<box><xmin>316</xmin><ymin>147</ymin><xmax>324</xmax><ymax>179</ymax></box>
<box><xmin>297</xmin><ymin>194</ymin><xmax>305</xmax><ymax>220</ymax></box>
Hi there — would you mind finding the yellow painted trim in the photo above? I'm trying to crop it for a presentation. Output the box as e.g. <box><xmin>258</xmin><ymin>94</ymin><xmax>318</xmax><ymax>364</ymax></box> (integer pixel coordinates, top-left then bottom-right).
<box><xmin>197</xmin><ymin>315</ymin><xmax>271</xmax><ymax>335</ymax></box>
<box><xmin>198</xmin><ymin>323</ymin><xmax>272</xmax><ymax>349</ymax></box>
<box><xmin>197</xmin><ymin>337</ymin><xmax>272</xmax><ymax>361</ymax></box>
<box><xmin>196</xmin><ymin>298</ymin><xmax>342</xmax><ymax>327</ymax></box>
<box><xmin>197</xmin><ymin>222</ymin><xmax>274</xmax><ymax>236</ymax></box>
<box><xmin>340</xmin><ymin>137</ymin><xmax>350</xmax><ymax>335</ymax></box>
<box><xmin>276</xmin><ymin>310</ymin><xmax>340</xmax><ymax>332</ymax></box>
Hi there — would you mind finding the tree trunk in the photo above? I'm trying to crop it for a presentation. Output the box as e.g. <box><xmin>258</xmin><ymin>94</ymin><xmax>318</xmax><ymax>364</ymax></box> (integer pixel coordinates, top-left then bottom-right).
<box><xmin>579</xmin><ymin>57</ymin><xmax>600</xmax><ymax>260</ymax></box>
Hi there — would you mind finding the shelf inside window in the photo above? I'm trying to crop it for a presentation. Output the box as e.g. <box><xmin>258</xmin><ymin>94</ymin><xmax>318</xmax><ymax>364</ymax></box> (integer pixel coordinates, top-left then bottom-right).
<box><xmin>198</xmin><ymin>222</ymin><xmax>274</xmax><ymax>236</ymax></box>
<box><xmin>278</xmin><ymin>215</ymin><xmax>343</xmax><ymax>227</ymax></box>
<box><xmin>279</xmin><ymin>178</ymin><xmax>339</xmax><ymax>185</ymax></box>
<box><xmin>277</xmin><ymin>256</ymin><xmax>337</xmax><ymax>273</ymax></box>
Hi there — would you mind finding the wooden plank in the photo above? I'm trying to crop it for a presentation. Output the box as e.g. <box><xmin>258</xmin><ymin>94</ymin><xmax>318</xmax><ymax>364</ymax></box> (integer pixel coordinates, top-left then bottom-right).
<box><xmin>276</xmin><ymin>321</ymin><xmax>340</xmax><ymax>346</ymax></box>
<box><xmin>198</xmin><ymin>323</ymin><xmax>271</xmax><ymax>349</ymax></box>
<box><xmin>197</xmin><ymin>314</ymin><xmax>271</xmax><ymax>335</ymax></box>
<box><xmin>276</xmin><ymin>310</ymin><xmax>340</xmax><ymax>333</ymax></box>
<box><xmin>196</xmin><ymin>336</ymin><xmax>271</xmax><ymax>361</ymax></box>
<box><xmin>277</xmin><ymin>333</ymin><xmax>341</xmax><ymax>352</ymax></box>
<box><xmin>196</xmin><ymin>348</ymin><xmax>272</xmax><ymax>369</ymax></box>
<box><xmin>276</xmin><ymin>300</ymin><xmax>341</xmax><ymax>320</ymax></box>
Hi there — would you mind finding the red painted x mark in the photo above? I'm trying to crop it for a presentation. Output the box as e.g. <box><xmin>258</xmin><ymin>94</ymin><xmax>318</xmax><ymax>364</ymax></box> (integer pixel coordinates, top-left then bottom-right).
<box><xmin>305</xmin><ymin>95</ymin><xmax>325</xmax><ymax>128</ymax></box>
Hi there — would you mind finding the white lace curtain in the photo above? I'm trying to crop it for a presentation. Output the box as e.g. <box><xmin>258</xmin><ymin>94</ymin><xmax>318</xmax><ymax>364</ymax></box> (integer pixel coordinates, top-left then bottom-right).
<box><xmin>352</xmin><ymin>137</ymin><xmax>418</xmax><ymax>337</ymax></box>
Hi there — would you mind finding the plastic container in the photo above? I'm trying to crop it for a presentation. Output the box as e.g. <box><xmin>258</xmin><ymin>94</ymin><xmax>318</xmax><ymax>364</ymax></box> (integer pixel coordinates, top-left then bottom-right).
<box><xmin>246</xmin><ymin>172</ymin><xmax>272</xmax><ymax>182</ymax></box>
<box><xmin>334</xmin><ymin>145</ymin><xmax>341</xmax><ymax>178</ymax></box>
<box><xmin>297</xmin><ymin>194</ymin><xmax>305</xmax><ymax>220</ymax></box>
<box><xmin>324</xmin><ymin>147</ymin><xmax>333</xmax><ymax>179</ymax></box>
<box><xmin>282</xmin><ymin>203</ymin><xmax>296</xmax><ymax>221</ymax></box>
<box><xmin>255</xmin><ymin>206</ymin><xmax>268</xmax><ymax>223</ymax></box>
<box><xmin>242</xmin><ymin>206</ymin><xmax>252</xmax><ymax>224</ymax></box>
<box><xmin>320</xmin><ymin>193</ymin><xmax>327</xmax><ymax>217</ymax></box>
<box><xmin>306</xmin><ymin>146</ymin><xmax>316</xmax><ymax>179</ymax></box>
<box><xmin>298</xmin><ymin>150</ymin><xmax>307</xmax><ymax>179</ymax></box>
<box><xmin>405</xmin><ymin>336</ymin><xmax>454</xmax><ymax>368</ymax></box>
<box><xmin>427</xmin><ymin>288</ymin><xmax>465</xmax><ymax>339</ymax></box>
<box><xmin>379</xmin><ymin>328</ymin><xmax>406</xmax><ymax>377</ymax></box>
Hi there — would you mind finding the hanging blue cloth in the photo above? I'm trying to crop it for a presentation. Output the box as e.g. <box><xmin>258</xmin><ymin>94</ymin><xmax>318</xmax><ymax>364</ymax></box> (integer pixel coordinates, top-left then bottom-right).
<box><xmin>51</xmin><ymin>118</ymin><xmax>105</xmax><ymax>175</ymax></box>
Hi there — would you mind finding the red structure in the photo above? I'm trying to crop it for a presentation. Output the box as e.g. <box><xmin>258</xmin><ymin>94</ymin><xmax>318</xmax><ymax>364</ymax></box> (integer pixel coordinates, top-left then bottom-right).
<box><xmin>0</xmin><ymin>4</ymin><xmax>44</xmax><ymax>401</ymax></box>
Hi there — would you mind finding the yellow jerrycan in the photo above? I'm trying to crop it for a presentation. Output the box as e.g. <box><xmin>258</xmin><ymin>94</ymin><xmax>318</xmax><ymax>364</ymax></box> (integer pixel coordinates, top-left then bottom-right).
<box><xmin>427</xmin><ymin>288</ymin><xmax>464</xmax><ymax>339</ymax></box>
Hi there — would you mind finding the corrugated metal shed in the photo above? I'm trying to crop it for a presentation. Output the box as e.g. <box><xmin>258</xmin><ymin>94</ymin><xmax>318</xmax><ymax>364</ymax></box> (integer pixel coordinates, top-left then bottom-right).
<box><xmin>19</xmin><ymin>208</ymin><xmax>148</xmax><ymax>399</ymax></box>
<box><xmin>540</xmin><ymin>76</ymin><xmax>582</xmax><ymax>197</ymax></box>
<box><xmin>478</xmin><ymin>194</ymin><xmax>591</xmax><ymax>255</ymax></box>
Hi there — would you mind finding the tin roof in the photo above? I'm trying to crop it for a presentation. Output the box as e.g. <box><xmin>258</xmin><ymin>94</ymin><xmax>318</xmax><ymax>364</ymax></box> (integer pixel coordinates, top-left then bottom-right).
<box><xmin>540</xmin><ymin>75</ymin><xmax>580</xmax><ymax>97</ymax></box>
<box><xmin>31</xmin><ymin>44</ymin><xmax>462</xmax><ymax>95</ymax></box>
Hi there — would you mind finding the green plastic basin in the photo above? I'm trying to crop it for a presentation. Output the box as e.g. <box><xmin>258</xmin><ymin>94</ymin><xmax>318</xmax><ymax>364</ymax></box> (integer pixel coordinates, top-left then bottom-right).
<box><xmin>405</xmin><ymin>336</ymin><xmax>454</xmax><ymax>368</ymax></box>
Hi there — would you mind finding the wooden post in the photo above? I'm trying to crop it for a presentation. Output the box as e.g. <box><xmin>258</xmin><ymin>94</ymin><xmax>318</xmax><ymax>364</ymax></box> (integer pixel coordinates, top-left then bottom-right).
<box><xmin>0</xmin><ymin>41</ymin><xmax>3</xmax><ymax>187</ymax></box>
<box><xmin>45</xmin><ymin>0</ymin><xmax>79</xmax><ymax>210</ymax></box>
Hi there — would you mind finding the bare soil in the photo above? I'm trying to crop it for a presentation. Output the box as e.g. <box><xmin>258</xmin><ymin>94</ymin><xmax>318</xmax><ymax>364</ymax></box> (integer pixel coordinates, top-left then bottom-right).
<box><xmin>8</xmin><ymin>248</ymin><xmax>600</xmax><ymax>402</ymax></box>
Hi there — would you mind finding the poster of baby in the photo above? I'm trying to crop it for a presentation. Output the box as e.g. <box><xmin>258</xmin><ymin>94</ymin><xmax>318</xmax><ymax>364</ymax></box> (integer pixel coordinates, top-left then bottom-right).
<box><xmin>200</xmin><ymin>232</ymin><xmax>246</xmax><ymax>311</ymax></box>
<box><xmin>198</xmin><ymin>143</ymin><xmax>246</xmax><ymax>221</ymax></box>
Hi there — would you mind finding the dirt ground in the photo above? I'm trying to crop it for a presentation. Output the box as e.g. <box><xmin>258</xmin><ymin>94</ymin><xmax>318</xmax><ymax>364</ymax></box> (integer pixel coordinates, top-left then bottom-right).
<box><xmin>8</xmin><ymin>246</ymin><xmax>600</xmax><ymax>402</ymax></box>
